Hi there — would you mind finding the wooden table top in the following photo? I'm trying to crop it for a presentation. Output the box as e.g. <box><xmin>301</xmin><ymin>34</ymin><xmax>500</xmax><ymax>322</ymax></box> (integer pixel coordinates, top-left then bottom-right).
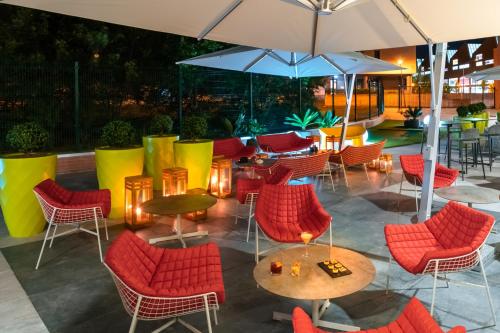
<box><xmin>141</xmin><ymin>194</ymin><xmax>217</xmax><ymax>215</ymax></box>
<box><xmin>435</xmin><ymin>186</ymin><xmax>500</xmax><ymax>205</ymax></box>
<box><xmin>253</xmin><ymin>245</ymin><xmax>375</xmax><ymax>301</ymax></box>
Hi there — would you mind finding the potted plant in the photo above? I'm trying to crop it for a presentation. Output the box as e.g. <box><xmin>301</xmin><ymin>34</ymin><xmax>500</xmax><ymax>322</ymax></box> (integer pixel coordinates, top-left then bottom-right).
<box><xmin>174</xmin><ymin>115</ymin><xmax>213</xmax><ymax>190</ymax></box>
<box><xmin>315</xmin><ymin>111</ymin><xmax>342</xmax><ymax>128</ymax></box>
<box><xmin>402</xmin><ymin>107</ymin><xmax>422</xmax><ymax>129</ymax></box>
<box><xmin>95</xmin><ymin>120</ymin><xmax>144</xmax><ymax>219</ymax></box>
<box><xmin>283</xmin><ymin>109</ymin><xmax>319</xmax><ymax>137</ymax></box>
<box><xmin>142</xmin><ymin>115</ymin><xmax>178</xmax><ymax>191</ymax></box>
<box><xmin>0</xmin><ymin>122</ymin><xmax>57</xmax><ymax>237</ymax></box>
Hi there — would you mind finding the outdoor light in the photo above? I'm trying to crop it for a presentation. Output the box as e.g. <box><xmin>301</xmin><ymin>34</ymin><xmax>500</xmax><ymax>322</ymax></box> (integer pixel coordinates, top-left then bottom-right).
<box><xmin>124</xmin><ymin>175</ymin><xmax>153</xmax><ymax>228</ymax></box>
<box><xmin>210</xmin><ymin>158</ymin><xmax>232</xmax><ymax>198</ymax></box>
<box><xmin>162</xmin><ymin>167</ymin><xmax>188</xmax><ymax>196</ymax></box>
<box><xmin>368</xmin><ymin>157</ymin><xmax>380</xmax><ymax>169</ymax></box>
<box><xmin>379</xmin><ymin>154</ymin><xmax>393</xmax><ymax>174</ymax></box>
<box><xmin>184</xmin><ymin>188</ymin><xmax>208</xmax><ymax>221</ymax></box>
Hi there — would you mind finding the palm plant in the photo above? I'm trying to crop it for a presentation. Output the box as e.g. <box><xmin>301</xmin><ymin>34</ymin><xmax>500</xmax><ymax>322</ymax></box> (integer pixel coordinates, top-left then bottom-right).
<box><xmin>283</xmin><ymin>109</ymin><xmax>319</xmax><ymax>131</ymax></box>
<box><xmin>315</xmin><ymin>111</ymin><xmax>342</xmax><ymax>128</ymax></box>
<box><xmin>403</xmin><ymin>107</ymin><xmax>422</xmax><ymax>120</ymax></box>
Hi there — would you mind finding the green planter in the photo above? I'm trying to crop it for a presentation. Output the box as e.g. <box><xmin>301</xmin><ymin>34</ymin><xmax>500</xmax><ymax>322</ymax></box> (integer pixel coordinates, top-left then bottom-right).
<box><xmin>174</xmin><ymin>139</ymin><xmax>213</xmax><ymax>190</ymax></box>
<box><xmin>95</xmin><ymin>147</ymin><xmax>144</xmax><ymax>219</ymax></box>
<box><xmin>142</xmin><ymin>135</ymin><xmax>179</xmax><ymax>191</ymax></box>
<box><xmin>0</xmin><ymin>153</ymin><xmax>57</xmax><ymax>237</ymax></box>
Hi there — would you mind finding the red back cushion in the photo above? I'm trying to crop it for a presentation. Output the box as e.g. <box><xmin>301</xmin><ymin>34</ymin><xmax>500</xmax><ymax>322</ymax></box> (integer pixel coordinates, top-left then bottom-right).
<box><xmin>105</xmin><ymin>230</ymin><xmax>164</xmax><ymax>296</ymax></box>
<box><xmin>425</xmin><ymin>201</ymin><xmax>494</xmax><ymax>249</ymax></box>
<box><xmin>341</xmin><ymin>140</ymin><xmax>385</xmax><ymax>166</ymax></box>
<box><xmin>213</xmin><ymin>138</ymin><xmax>244</xmax><ymax>157</ymax></box>
<box><xmin>394</xmin><ymin>298</ymin><xmax>445</xmax><ymax>333</ymax></box>
<box><xmin>34</xmin><ymin>179</ymin><xmax>73</xmax><ymax>204</ymax></box>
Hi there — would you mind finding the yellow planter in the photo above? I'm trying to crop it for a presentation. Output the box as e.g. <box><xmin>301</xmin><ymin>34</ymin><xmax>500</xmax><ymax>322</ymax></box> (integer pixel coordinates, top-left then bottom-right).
<box><xmin>0</xmin><ymin>154</ymin><xmax>57</xmax><ymax>237</ymax></box>
<box><xmin>143</xmin><ymin>135</ymin><xmax>179</xmax><ymax>191</ymax></box>
<box><xmin>459</xmin><ymin>111</ymin><xmax>489</xmax><ymax>134</ymax></box>
<box><xmin>319</xmin><ymin>125</ymin><xmax>366</xmax><ymax>148</ymax></box>
<box><xmin>174</xmin><ymin>140</ymin><xmax>213</xmax><ymax>190</ymax></box>
<box><xmin>95</xmin><ymin>147</ymin><xmax>144</xmax><ymax>219</ymax></box>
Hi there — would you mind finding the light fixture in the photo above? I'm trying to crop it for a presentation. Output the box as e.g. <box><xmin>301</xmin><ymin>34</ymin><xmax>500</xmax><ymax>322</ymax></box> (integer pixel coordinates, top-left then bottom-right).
<box><xmin>124</xmin><ymin>175</ymin><xmax>153</xmax><ymax>229</ymax></box>
<box><xmin>283</xmin><ymin>0</ymin><xmax>361</xmax><ymax>14</ymax></box>
<box><xmin>162</xmin><ymin>167</ymin><xmax>188</xmax><ymax>196</ymax></box>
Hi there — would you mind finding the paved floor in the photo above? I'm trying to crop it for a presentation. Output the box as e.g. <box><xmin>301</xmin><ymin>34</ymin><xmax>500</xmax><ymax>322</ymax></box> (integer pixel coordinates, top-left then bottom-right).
<box><xmin>0</xmin><ymin>142</ymin><xmax>499</xmax><ymax>332</ymax></box>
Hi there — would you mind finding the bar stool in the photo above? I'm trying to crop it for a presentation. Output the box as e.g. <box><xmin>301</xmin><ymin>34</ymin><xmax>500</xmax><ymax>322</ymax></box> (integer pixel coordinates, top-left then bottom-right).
<box><xmin>458</xmin><ymin>128</ymin><xmax>485</xmax><ymax>180</ymax></box>
<box><xmin>485</xmin><ymin>124</ymin><xmax>500</xmax><ymax>171</ymax></box>
<box><xmin>325</xmin><ymin>135</ymin><xmax>339</xmax><ymax>150</ymax></box>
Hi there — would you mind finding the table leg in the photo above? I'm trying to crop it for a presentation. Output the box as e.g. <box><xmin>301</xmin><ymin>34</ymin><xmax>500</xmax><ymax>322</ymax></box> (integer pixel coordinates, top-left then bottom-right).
<box><xmin>149</xmin><ymin>214</ymin><xmax>208</xmax><ymax>247</ymax></box>
<box><xmin>447</xmin><ymin>126</ymin><xmax>452</xmax><ymax>168</ymax></box>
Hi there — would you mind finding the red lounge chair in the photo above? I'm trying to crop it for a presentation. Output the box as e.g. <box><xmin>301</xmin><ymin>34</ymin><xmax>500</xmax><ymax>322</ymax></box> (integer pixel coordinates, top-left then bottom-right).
<box><xmin>254</xmin><ymin>184</ymin><xmax>332</xmax><ymax>262</ymax></box>
<box><xmin>329</xmin><ymin>140</ymin><xmax>385</xmax><ymax>188</ymax></box>
<box><xmin>257</xmin><ymin>132</ymin><xmax>313</xmax><ymax>153</ymax></box>
<box><xmin>235</xmin><ymin>165</ymin><xmax>293</xmax><ymax>242</ymax></box>
<box><xmin>385</xmin><ymin>201</ymin><xmax>495</xmax><ymax>320</ymax></box>
<box><xmin>213</xmin><ymin>137</ymin><xmax>256</xmax><ymax>161</ymax></box>
<box><xmin>104</xmin><ymin>230</ymin><xmax>225</xmax><ymax>333</ymax></box>
<box><xmin>33</xmin><ymin>179</ymin><xmax>110</xmax><ymax>269</ymax></box>
<box><xmin>292</xmin><ymin>297</ymin><xmax>466</xmax><ymax>333</ymax></box>
<box><xmin>399</xmin><ymin>154</ymin><xmax>459</xmax><ymax>211</ymax></box>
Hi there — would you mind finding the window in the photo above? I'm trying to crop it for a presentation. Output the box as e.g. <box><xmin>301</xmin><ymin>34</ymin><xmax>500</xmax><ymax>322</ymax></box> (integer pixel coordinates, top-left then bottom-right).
<box><xmin>452</xmin><ymin>65</ymin><xmax>458</xmax><ymax>70</ymax></box>
<box><xmin>475</xmin><ymin>53</ymin><xmax>483</xmax><ymax>61</ymax></box>
<box><xmin>476</xmin><ymin>61</ymin><xmax>483</xmax><ymax>67</ymax></box>
<box><xmin>485</xmin><ymin>59</ymin><xmax>494</xmax><ymax>65</ymax></box>
<box><xmin>458</xmin><ymin>64</ymin><xmax>470</xmax><ymax>69</ymax></box>
<box><xmin>452</xmin><ymin>59</ymin><xmax>458</xmax><ymax>65</ymax></box>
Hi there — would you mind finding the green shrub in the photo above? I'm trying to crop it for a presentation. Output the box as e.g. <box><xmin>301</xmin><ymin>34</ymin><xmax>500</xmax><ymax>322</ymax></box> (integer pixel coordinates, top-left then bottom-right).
<box><xmin>6</xmin><ymin>122</ymin><xmax>49</xmax><ymax>154</ymax></box>
<box><xmin>476</xmin><ymin>102</ymin><xmax>487</xmax><ymax>111</ymax></box>
<box><xmin>456</xmin><ymin>105</ymin><xmax>469</xmax><ymax>117</ymax></box>
<box><xmin>182</xmin><ymin>115</ymin><xmax>208</xmax><ymax>140</ymax></box>
<box><xmin>468</xmin><ymin>103</ymin><xmax>480</xmax><ymax>114</ymax></box>
<box><xmin>403</xmin><ymin>107</ymin><xmax>423</xmax><ymax>120</ymax></box>
<box><xmin>149</xmin><ymin>114</ymin><xmax>173</xmax><ymax>136</ymax></box>
<box><xmin>100</xmin><ymin>120</ymin><xmax>136</xmax><ymax>148</ymax></box>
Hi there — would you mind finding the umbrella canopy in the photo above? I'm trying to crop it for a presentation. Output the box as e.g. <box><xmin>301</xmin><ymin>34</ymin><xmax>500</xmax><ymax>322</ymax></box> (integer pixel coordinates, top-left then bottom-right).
<box><xmin>2</xmin><ymin>0</ymin><xmax>500</xmax><ymax>53</ymax></box>
<box><xmin>176</xmin><ymin>46</ymin><xmax>401</xmax><ymax>78</ymax></box>
<box><xmin>467</xmin><ymin>66</ymin><xmax>500</xmax><ymax>81</ymax></box>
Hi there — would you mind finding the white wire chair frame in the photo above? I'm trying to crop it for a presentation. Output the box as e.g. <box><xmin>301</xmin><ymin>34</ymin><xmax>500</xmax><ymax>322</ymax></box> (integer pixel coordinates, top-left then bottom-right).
<box><xmin>315</xmin><ymin>160</ymin><xmax>335</xmax><ymax>191</ymax></box>
<box><xmin>33</xmin><ymin>191</ymin><xmax>109</xmax><ymax>270</ymax></box>
<box><xmin>234</xmin><ymin>192</ymin><xmax>260</xmax><ymax>243</ymax></box>
<box><xmin>104</xmin><ymin>263</ymin><xmax>220</xmax><ymax>333</ymax></box>
<box><xmin>385</xmin><ymin>226</ymin><xmax>496</xmax><ymax>325</ymax></box>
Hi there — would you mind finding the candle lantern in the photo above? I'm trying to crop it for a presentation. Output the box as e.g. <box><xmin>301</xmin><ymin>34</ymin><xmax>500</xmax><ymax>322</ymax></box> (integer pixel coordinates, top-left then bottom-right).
<box><xmin>210</xmin><ymin>158</ymin><xmax>232</xmax><ymax>198</ymax></box>
<box><xmin>256</xmin><ymin>153</ymin><xmax>269</xmax><ymax>159</ymax></box>
<box><xmin>368</xmin><ymin>157</ymin><xmax>380</xmax><ymax>169</ymax></box>
<box><xmin>162</xmin><ymin>167</ymin><xmax>188</xmax><ymax>196</ymax></box>
<box><xmin>184</xmin><ymin>188</ymin><xmax>208</xmax><ymax>221</ymax></box>
<box><xmin>379</xmin><ymin>154</ymin><xmax>393</xmax><ymax>174</ymax></box>
<box><xmin>124</xmin><ymin>175</ymin><xmax>153</xmax><ymax>228</ymax></box>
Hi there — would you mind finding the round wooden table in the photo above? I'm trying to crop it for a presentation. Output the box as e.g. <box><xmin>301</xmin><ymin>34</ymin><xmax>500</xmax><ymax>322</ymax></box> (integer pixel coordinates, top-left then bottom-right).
<box><xmin>253</xmin><ymin>245</ymin><xmax>375</xmax><ymax>331</ymax></box>
<box><xmin>434</xmin><ymin>185</ymin><xmax>500</xmax><ymax>208</ymax></box>
<box><xmin>141</xmin><ymin>194</ymin><xmax>217</xmax><ymax>247</ymax></box>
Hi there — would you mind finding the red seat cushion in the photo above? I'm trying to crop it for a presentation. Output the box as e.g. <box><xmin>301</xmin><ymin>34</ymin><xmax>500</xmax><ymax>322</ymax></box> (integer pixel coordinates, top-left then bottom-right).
<box><xmin>254</xmin><ymin>184</ymin><xmax>331</xmax><ymax>243</ymax></box>
<box><xmin>213</xmin><ymin>137</ymin><xmax>256</xmax><ymax>160</ymax></box>
<box><xmin>105</xmin><ymin>231</ymin><xmax>225</xmax><ymax>303</ymax></box>
<box><xmin>257</xmin><ymin>132</ymin><xmax>313</xmax><ymax>153</ymax></box>
<box><xmin>400</xmin><ymin>154</ymin><xmax>458</xmax><ymax>188</ymax></box>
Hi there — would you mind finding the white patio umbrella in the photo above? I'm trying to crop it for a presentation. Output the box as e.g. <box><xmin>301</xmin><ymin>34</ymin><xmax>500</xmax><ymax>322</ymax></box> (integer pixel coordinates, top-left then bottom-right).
<box><xmin>4</xmin><ymin>0</ymin><xmax>500</xmax><ymax>220</ymax></box>
<box><xmin>467</xmin><ymin>66</ymin><xmax>500</xmax><ymax>81</ymax></box>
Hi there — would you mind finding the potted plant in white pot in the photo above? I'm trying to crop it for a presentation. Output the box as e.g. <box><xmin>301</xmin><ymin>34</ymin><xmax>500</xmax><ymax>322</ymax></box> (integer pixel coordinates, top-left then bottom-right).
<box><xmin>143</xmin><ymin>115</ymin><xmax>179</xmax><ymax>191</ymax></box>
<box><xmin>0</xmin><ymin>122</ymin><xmax>57</xmax><ymax>237</ymax></box>
<box><xmin>95</xmin><ymin>120</ymin><xmax>144</xmax><ymax>219</ymax></box>
<box><xmin>174</xmin><ymin>115</ymin><xmax>213</xmax><ymax>190</ymax></box>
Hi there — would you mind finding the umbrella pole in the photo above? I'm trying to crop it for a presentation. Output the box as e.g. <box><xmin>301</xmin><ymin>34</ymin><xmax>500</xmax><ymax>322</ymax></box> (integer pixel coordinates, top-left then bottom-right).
<box><xmin>418</xmin><ymin>42</ymin><xmax>448</xmax><ymax>221</ymax></box>
<box><xmin>339</xmin><ymin>74</ymin><xmax>356</xmax><ymax>150</ymax></box>
<box><xmin>250</xmin><ymin>73</ymin><xmax>254</xmax><ymax>119</ymax></box>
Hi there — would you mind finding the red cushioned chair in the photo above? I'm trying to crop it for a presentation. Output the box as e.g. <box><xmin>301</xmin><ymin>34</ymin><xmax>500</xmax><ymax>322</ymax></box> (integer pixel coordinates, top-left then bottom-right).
<box><xmin>235</xmin><ymin>165</ymin><xmax>293</xmax><ymax>242</ymax></box>
<box><xmin>385</xmin><ymin>201</ymin><xmax>495</xmax><ymax>321</ymax></box>
<box><xmin>33</xmin><ymin>179</ymin><xmax>110</xmax><ymax>269</ymax></box>
<box><xmin>399</xmin><ymin>154</ymin><xmax>459</xmax><ymax>212</ymax></box>
<box><xmin>213</xmin><ymin>137</ymin><xmax>256</xmax><ymax>161</ymax></box>
<box><xmin>329</xmin><ymin>140</ymin><xmax>385</xmax><ymax>188</ymax></box>
<box><xmin>254</xmin><ymin>184</ymin><xmax>332</xmax><ymax>262</ymax></box>
<box><xmin>292</xmin><ymin>297</ymin><xmax>466</xmax><ymax>333</ymax></box>
<box><xmin>257</xmin><ymin>132</ymin><xmax>313</xmax><ymax>154</ymax></box>
<box><xmin>104</xmin><ymin>230</ymin><xmax>225</xmax><ymax>333</ymax></box>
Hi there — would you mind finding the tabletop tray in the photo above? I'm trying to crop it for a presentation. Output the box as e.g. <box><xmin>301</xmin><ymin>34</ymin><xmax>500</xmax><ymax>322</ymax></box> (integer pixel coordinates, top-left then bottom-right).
<box><xmin>317</xmin><ymin>259</ymin><xmax>352</xmax><ymax>279</ymax></box>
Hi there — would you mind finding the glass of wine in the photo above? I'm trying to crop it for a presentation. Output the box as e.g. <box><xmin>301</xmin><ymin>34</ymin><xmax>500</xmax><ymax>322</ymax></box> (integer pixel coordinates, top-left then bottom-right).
<box><xmin>300</xmin><ymin>231</ymin><xmax>313</xmax><ymax>258</ymax></box>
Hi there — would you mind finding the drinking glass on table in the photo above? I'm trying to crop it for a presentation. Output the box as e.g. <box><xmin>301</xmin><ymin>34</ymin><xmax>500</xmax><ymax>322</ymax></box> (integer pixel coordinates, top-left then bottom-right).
<box><xmin>300</xmin><ymin>231</ymin><xmax>313</xmax><ymax>258</ymax></box>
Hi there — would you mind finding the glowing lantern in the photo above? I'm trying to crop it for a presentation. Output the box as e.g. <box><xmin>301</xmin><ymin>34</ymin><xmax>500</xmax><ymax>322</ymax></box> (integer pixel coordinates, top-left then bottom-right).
<box><xmin>124</xmin><ymin>175</ymin><xmax>153</xmax><ymax>228</ymax></box>
<box><xmin>210</xmin><ymin>158</ymin><xmax>232</xmax><ymax>198</ymax></box>
<box><xmin>162</xmin><ymin>167</ymin><xmax>188</xmax><ymax>196</ymax></box>
<box><xmin>368</xmin><ymin>157</ymin><xmax>380</xmax><ymax>169</ymax></box>
<box><xmin>379</xmin><ymin>154</ymin><xmax>393</xmax><ymax>174</ymax></box>
<box><xmin>184</xmin><ymin>188</ymin><xmax>208</xmax><ymax>221</ymax></box>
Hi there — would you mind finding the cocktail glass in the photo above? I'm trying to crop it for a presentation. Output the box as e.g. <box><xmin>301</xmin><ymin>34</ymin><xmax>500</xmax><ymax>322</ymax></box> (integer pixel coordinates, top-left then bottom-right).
<box><xmin>300</xmin><ymin>231</ymin><xmax>313</xmax><ymax>258</ymax></box>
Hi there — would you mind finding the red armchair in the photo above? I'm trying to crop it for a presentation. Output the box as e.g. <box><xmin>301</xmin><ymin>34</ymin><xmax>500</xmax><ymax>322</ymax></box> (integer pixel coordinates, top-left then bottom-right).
<box><xmin>213</xmin><ymin>137</ymin><xmax>256</xmax><ymax>161</ymax></box>
<box><xmin>329</xmin><ymin>140</ymin><xmax>385</xmax><ymax>187</ymax></box>
<box><xmin>257</xmin><ymin>132</ymin><xmax>313</xmax><ymax>153</ymax></box>
<box><xmin>399</xmin><ymin>154</ymin><xmax>459</xmax><ymax>211</ymax></box>
<box><xmin>385</xmin><ymin>201</ymin><xmax>495</xmax><ymax>320</ymax></box>
<box><xmin>235</xmin><ymin>165</ymin><xmax>293</xmax><ymax>242</ymax></box>
<box><xmin>254</xmin><ymin>184</ymin><xmax>332</xmax><ymax>262</ymax></box>
<box><xmin>104</xmin><ymin>230</ymin><xmax>225</xmax><ymax>333</ymax></box>
<box><xmin>292</xmin><ymin>297</ymin><xmax>466</xmax><ymax>333</ymax></box>
<box><xmin>33</xmin><ymin>179</ymin><xmax>110</xmax><ymax>269</ymax></box>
